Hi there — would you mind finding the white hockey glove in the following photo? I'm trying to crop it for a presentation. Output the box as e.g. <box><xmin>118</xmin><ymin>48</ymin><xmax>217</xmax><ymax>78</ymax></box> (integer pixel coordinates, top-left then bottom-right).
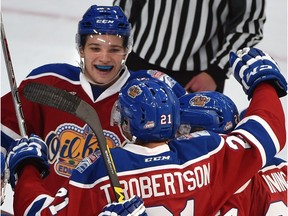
<box><xmin>100</xmin><ymin>195</ymin><xmax>147</xmax><ymax>216</ymax></box>
<box><xmin>7</xmin><ymin>134</ymin><xmax>50</xmax><ymax>189</ymax></box>
<box><xmin>229</xmin><ymin>47</ymin><xmax>287</xmax><ymax>99</ymax></box>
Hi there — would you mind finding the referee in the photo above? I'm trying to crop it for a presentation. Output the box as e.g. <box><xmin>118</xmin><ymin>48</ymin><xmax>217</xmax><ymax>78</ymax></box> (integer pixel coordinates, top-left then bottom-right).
<box><xmin>113</xmin><ymin>0</ymin><xmax>266</xmax><ymax>93</ymax></box>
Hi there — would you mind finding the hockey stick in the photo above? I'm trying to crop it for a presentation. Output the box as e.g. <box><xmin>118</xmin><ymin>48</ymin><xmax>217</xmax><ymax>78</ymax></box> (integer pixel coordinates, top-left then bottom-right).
<box><xmin>23</xmin><ymin>82</ymin><xmax>125</xmax><ymax>203</ymax></box>
<box><xmin>1</xmin><ymin>14</ymin><xmax>27</xmax><ymax>206</ymax></box>
<box><xmin>1</xmin><ymin>14</ymin><xmax>27</xmax><ymax>137</ymax></box>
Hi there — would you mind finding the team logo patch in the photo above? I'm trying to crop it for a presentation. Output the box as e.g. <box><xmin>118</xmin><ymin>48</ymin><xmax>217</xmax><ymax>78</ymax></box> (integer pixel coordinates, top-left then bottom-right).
<box><xmin>45</xmin><ymin>123</ymin><xmax>121</xmax><ymax>178</ymax></box>
<box><xmin>224</xmin><ymin>121</ymin><xmax>233</xmax><ymax>131</ymax></box>
<box><xmin>144</xmin><ymin>121</ymin><xmax>155</xmax><ymax>129</ymax></box>
<box><xmin>190</xmin><ymin>95</ymin><xmax>210</xmax><ymax>107</ymax></box>
<box><xmin>127</xmin><ymin>85</ymin><xmax>142</xmax><ymax>98</ymax></box>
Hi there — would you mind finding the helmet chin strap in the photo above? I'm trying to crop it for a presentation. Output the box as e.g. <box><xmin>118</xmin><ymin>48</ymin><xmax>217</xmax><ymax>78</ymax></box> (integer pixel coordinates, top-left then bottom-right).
<box><xmin>79</xmin><ymin>57</ymin><xmax>126</xmax><ymax>87</ymax></box>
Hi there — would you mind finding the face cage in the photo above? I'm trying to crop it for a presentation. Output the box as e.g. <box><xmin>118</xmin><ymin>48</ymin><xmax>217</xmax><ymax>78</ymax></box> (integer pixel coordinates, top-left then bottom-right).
<box><xmin>110</xmin><ymin>101</ymin><xmax>136</xmax><ymax>145</ymax></box>
<box><xmin>110</xmin><ymin>100</ymin><xmax>121</xmax><ymax>127</ymax></box>
<box><xmin>178</xmin><ymin>124</ymin><xmax>192</xmax><ymax>136</ymax></box>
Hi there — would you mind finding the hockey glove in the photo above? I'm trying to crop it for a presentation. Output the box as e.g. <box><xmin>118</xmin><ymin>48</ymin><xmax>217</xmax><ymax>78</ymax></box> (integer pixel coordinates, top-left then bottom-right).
<box><xmin>229</xmin><ymin>47</ymin><xmax>287</xmax><ymax>99</ymax></box>
<box><xmin>100</xmin><ymin>195</ymin><xmax>147</xmax><ymax>216</ymax></box>
<box><xmin>7</xmin><ymin>134</ymin><xmax>50</xmax><ymax>189</ymax></box>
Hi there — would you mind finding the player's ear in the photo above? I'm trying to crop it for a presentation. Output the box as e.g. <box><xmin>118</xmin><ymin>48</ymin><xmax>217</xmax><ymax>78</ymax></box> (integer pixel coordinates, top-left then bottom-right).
<box><xmin>79</xmin><ymin>47</ymin><xmax>84</xmax><ymax>58</ymax></box>
<box><xmin>121</xmin><ymin>53</ymin><xmax>129</xmax><ymax>65</ymax></box>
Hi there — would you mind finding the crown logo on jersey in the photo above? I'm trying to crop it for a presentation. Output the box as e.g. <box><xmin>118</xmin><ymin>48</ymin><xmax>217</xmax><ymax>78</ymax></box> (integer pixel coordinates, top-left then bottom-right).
<box><xmin>127</xmin><ymin>85</ymin><xmax>142</xmax><ymax>98</ymax></box>
<box><xmin>190</xmin><ymin>95</ymin><xmax>210</xmax><ymax>107</ymax></box>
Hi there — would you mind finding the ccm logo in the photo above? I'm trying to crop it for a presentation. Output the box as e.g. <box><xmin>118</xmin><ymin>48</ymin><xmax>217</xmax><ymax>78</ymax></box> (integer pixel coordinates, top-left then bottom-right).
<box><xmin>96</xmin><ymin>20</ymin><xmax>114</xmax><ymax>24</ymax></box>
<box><xmin>145</xmin><ymin>155</ymin><xmax>171</xmax><ymax>162</ymax></box>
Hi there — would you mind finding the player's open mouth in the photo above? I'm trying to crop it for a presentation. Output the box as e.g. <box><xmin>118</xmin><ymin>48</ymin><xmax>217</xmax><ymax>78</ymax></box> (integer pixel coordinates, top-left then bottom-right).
<box><xmin>95</xmin><ymin>65</ymin><xmax>113</xmax><ymax>72</ymax></box>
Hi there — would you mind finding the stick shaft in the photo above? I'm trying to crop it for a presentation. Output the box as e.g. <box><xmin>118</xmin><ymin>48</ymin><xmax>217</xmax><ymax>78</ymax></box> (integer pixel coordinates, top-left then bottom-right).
<box><xmin>1</xmin><ymin>15</ymin><xmax>27</xmax><ymax>136</ymax></box>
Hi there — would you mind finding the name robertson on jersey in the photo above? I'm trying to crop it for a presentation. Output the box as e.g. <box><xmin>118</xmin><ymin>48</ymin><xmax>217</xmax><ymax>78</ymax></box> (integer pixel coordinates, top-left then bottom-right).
<box><xmin>101</xmin><ymin>163</ymin><xmax>210</xmax><ymax>202</ymax></box>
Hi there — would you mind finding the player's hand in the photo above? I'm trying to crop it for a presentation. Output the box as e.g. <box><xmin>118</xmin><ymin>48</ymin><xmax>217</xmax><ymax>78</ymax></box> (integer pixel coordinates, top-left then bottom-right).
<box><xmin>99</xmin><ymin>195</ymin><xmax>147</xmax><ymax>216</ymax></box>
<box><xmin>229</xmin><ymin>47</ymin><xmax>287</xmax><ymax>99</ymax></box>
<box><xmin>7</xmin><ymin>134</ymin><xmax>50</xmax><ymax>189</ymax></box>
<box><xmin>185</xmin><ymin>72</ymin><xmax>217</xmax><ymax>92</ymax></box>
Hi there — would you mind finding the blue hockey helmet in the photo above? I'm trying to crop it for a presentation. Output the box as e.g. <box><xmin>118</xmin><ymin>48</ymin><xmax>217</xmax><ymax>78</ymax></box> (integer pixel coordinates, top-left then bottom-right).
<box><xmin>129</xmin><ymin>70</ymin><xmax>187</xmax><ymax>98</ymax></box>
<box><xmin>116</xmin><ymin>78</ymin><xmax>180</xmax><ymax>143</ymax></box>
<box><xmin>179</xmin><ymin>91</ymin><xmax>239</xmax><ymax>134</ymax></box>
<box><xmin>76</xmin><ymin>5</ymin><xmax>132</xmax><ymax>51</ymax></box>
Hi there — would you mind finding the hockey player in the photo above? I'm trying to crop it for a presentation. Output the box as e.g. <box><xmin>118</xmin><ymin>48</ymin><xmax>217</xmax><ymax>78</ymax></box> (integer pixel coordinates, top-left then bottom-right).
<box><xmin>178</xmin><ymin>91</ymin><xmax>288</xmax><ymax>215</ymax></box>
<box><xmin>247</xmin><ymin>157</ymin><xmax>288</xmax><ymax>215</ymax></box>
<box><xmin>7</xmin><ymin>46</ymin><xmax>287</xmax><ymax>215</ymax></box>
<box><xmin>0</xmin><ymin>4</ymin><xmax>186</xmax><ymax>203</ymax></box>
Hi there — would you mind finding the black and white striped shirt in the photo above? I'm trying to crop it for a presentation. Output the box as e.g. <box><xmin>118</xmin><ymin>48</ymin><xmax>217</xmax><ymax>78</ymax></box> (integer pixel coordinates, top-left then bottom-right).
<box><xmin>114</xmin><ymin>0</ymin><xmax>265</xmax><ymax>80</ymax></box>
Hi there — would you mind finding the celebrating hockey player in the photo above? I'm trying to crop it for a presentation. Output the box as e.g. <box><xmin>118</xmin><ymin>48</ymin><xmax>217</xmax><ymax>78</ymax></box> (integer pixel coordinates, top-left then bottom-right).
<box><xmin>0</xmin><ymin>4</ymin><xmax>186</xmax><ymax>205</ymax></box>
<box><xmin>7</xmin><ymin>46</ymin><xmax>287</xmax><ymax>215</ymax></box>
<box><xmin>178</xmin><ymin>91</ymin><xmax>288</xmax><ymax>215</ymax></box>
